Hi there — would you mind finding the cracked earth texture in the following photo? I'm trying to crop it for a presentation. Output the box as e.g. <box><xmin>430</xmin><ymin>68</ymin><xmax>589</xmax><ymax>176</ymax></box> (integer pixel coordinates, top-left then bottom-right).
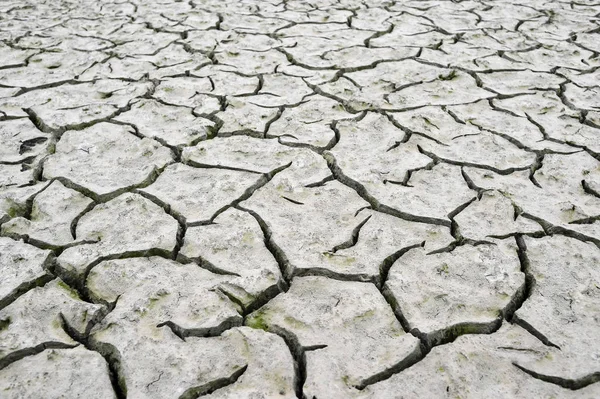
<box><xmin>0</xmin><ymin>0</ymin><xmax>600</xmax><ymax>398</ymax></box>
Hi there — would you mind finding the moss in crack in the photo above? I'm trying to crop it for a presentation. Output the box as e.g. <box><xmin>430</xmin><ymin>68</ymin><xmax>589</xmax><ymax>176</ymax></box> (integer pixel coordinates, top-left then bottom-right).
<box><xmin>56</xmin><ymin>280</ymin><xmax>81</xmax><ymax>300</ymax></box>
<box><xmin>246</xmin><ymin>311</ymin><xmax>269</xmax><ymax>331</ymax></box>
<box><xmin>341</xmin><ymin>374</ymin><xmax>351</xmax><ymax>385</ymax></box>
<box><xmin>6</xmin><ymin>201</ymin><xmax>26</xmax><ymax>218</ymax></box>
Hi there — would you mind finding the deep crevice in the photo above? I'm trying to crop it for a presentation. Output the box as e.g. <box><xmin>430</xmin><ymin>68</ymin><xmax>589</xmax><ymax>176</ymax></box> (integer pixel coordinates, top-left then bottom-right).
<box><xmin>59</xmin><ymin>314</ymin><xmax>127</xmax><ymax>399</ymax></box>
<box><xmin>235</xmin><ymin>205</ymin><xmax>293</xmax><ymax>285</ymax></box>
<box><xmin>513</xmin><ymin>363</ymin><xmax>600</xmax><ymax>390</ymax></box>
<box><xmin>156</xmin><ymin>316</ymin><xmax>243</xmax><ymax>340</ymax></box>
<box><xmin>178</xmin><ymin>365</ymin><xmax>248</xmax><ymax>399</ymax></box>
<box><xmin>323</xmin><ymin>151</ymin><xmax>452</xmax><ymax>227</ymax></box>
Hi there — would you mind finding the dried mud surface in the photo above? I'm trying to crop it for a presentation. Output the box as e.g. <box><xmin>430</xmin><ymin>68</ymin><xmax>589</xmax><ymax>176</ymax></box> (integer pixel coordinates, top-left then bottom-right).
<box><xmin>1</xmin><ymin>1</ymin><xmax>600</xmax><ymax>398</ymax></box>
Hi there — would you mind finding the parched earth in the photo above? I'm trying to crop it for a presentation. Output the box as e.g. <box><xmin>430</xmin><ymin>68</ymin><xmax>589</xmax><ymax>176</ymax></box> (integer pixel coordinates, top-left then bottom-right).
<box><xmin>1</xmin><ymin>0</ymin><xmax>600</xmax><ymax>398</ymax></box>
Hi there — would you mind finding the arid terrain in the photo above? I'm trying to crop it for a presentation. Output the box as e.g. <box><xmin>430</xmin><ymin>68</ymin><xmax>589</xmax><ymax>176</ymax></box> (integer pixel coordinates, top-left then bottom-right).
<box><xmin>1</xmin><ymin>0</ymin><xmax>600</xmax><ymax>398</ymax></box>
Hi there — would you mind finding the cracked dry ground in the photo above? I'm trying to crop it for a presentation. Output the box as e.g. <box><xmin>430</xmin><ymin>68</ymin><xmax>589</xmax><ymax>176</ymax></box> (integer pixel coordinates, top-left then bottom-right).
<box><xmin>1</xmin><ymin>1</ymin><xmax>600</xmax><ymax>399</ymax></box>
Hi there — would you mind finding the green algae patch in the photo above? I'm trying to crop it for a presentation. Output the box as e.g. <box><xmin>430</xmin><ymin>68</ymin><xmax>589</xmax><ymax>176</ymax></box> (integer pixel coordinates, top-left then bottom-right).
<box><xmin>57</xmin><ymin>280</ymin><xmax>81</xmax><ymax>300</ymax></box>
<box><xmin>246</xmin><ymin>312</ymin><xmax>270</xmax><ymax>331</ymax></box>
